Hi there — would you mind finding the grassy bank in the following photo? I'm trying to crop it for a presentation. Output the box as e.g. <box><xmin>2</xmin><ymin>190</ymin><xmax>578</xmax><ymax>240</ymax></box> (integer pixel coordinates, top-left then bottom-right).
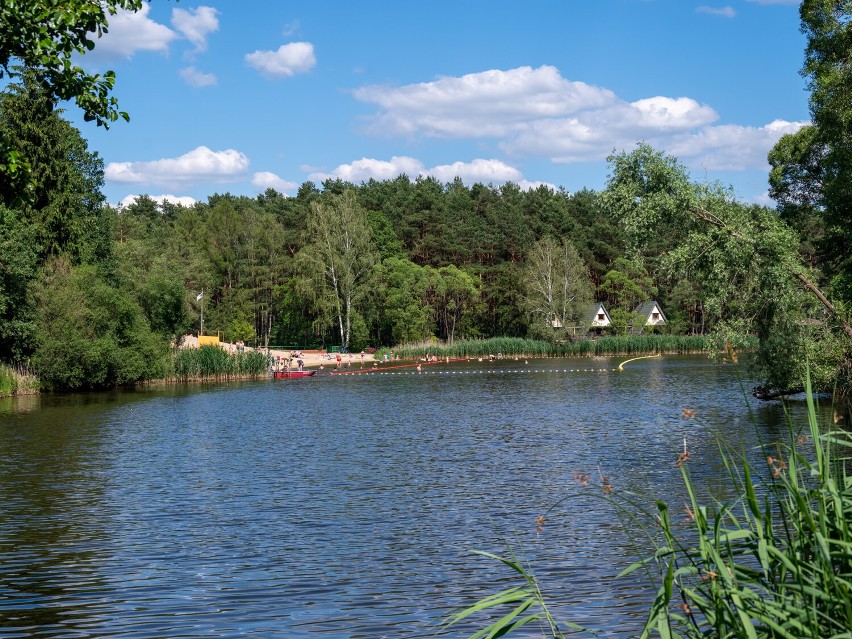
<box><xmin>161</xmin><ymin>346</ymin><xmax>270</xmax><ymax>382</ymax></box>
<box><xmin>0</xmin><ymin>363</ymin><xmax>40</xmax><ymax>398</ymax></box>
<box><xmin>385</xmin><ymin>334</ymin><xmax>727</xmax><ymax>360</ymax></box>
<box><xmin>446</xmin><ymin>370</ymin><xmax>851</xmax><ymax>638</ymax></box>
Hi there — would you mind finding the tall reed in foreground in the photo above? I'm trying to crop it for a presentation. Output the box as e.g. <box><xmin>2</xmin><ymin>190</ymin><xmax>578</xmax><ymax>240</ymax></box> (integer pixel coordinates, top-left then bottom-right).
<box><xmin>445</xmin><ymin>370</ymin><xmax>851</xmax><ymax>638</ymax></box>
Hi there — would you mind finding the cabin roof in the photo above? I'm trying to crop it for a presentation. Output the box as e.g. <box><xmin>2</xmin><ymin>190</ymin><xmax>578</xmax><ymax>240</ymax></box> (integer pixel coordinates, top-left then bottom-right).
<box><xmin>635</xmin><ymin>300</ymin><xmax>666</xmax><ymax>321</ymax></box>
<box><xmin>583</xmin><ymin>302</ymin><xmax>612</xmax><ymax>326</ymax></box>
<box><xmin>629</xmin><ymin>300</ymin><xmax>667</xmax><ymax>334</ymax></box>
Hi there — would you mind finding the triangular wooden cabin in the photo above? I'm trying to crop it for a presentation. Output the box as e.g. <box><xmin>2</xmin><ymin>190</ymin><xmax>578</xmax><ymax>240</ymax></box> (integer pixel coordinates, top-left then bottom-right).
<box><xmin>583</xmin><ymin>302</ymin><xmax>612</xmax><ymax>334</ymax></box>
<box><xmin>630</xmin><ymin>300</ymin><xmax>667</xmax><ymax>334</ymax></box>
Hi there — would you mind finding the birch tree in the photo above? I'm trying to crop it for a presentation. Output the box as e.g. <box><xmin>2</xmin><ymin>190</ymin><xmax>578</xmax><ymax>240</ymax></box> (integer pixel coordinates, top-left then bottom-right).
<box><xmin>297</xmin><ymin>190</ymin><xmax>377</xmax><ymax>349</ymax></box>
<box><xmin>521</xmin><ymin>236</ymin><xmax>593</xmax><ymax>339</ymax></box>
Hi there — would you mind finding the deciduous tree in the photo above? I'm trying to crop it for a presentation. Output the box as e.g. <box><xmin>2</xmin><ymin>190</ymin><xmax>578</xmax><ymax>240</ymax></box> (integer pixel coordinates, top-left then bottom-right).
<box><xmin>605</xmin><ymin>143</ymin><xmax>850</xmax><ymax>395</ymax></box>
<box><xmin>0</xmin><ymin>0</ymin><xmax>149</xmax><ymax>200</ymax></box>
<box><xmin>297</xmin><ymin>190</ymin><xmax>378</xmax><ymax>349</ymax></box>
<box><xmin>521</xmin><ymin>236</ymin><xmax>593</xmax><ymax>340</ymax></box>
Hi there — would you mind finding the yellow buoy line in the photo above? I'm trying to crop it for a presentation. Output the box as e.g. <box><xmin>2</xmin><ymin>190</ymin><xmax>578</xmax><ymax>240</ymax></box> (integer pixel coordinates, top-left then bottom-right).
<box><xmin>617</xmin><ymin>353</ymin><xmax>662</xmax><ymax>370</ymax></box>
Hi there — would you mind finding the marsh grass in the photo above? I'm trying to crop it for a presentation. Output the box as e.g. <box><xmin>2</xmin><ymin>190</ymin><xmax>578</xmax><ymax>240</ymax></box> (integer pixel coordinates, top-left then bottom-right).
<box><xmin>166</xmin><ymin>346</ymin><xmax>270</xmax><ymax>381</ymax></box>
<box><xmin>445</xmin><ymin>369</ymin><xmax>852</xmax><ymax>638</ymax></box>
<box><xmin>0</xmin><ymin>363</ymin><xmax>40</xmax><ymax>397</ymax></box>
<box><xmin>388</xmin><ymin>335</ymin><xmax>716</xmax><ymax>360</ymax></box>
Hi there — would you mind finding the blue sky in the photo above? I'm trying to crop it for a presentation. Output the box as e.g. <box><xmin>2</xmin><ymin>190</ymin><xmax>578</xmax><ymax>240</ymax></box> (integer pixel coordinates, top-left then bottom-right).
<box><xmin>69</xmin><ymin>0</ymin><xmax>808</xmax><ymax>207</ymax></box>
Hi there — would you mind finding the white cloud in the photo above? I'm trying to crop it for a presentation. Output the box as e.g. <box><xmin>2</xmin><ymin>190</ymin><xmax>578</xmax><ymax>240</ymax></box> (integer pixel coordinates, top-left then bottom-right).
<box><xmin>252</xmin><ymin>172</ymin><xmax>298</xmax><ymax>193</ymax></box>
<box><xmin>245</xmin><ymin>42</ymin><xmax>316</xmax><ymax>78</ymax></box>
<box><xmin>307</xmin><ymin>156</ymin><xmax>553</xmax><ymax>190</ymax></box>
<box><xmin>518</xmin><ymin>180</ymin><xmax>559</xmax><ymax>192</ymax></box>
<box><xmin>353</xmin><ymin>64</ymin><xmax>799</xmax><ymax>172</ymax></box>
<box><xmin>171</xmin><ymin>6</ymin><xmax>219</xmax><ymax>53</ymax></box>
<box><xmin>697</xmin><ymin>6</ymin><xmax>737</xmax><ymax>17</ymax></box>
<box><xmin>118</xmin><ymin>194</ymin><xmax>197</xmax><ymax>208</ymax></box>
<box><xmin>426</xmin><ymin>159</ymin><xmax>523</xmax><ymax>184</ymax></box>
<box><xmin>668</xmin><ymin>119</ymin><xmax>808</xmax><ymax>170</ymax></box>
<box><xmin>180</xmin><ymin>66</ymin><xmax>217</xmax><ymax>87</ymax></box>
<box><xmin>627</xmin><ymin>96</ymin><xmax>718</xmax><ymax>130</ymax></box>
<box><xmin>105</xmin><ymin>146</ymin><xmax>250</xmax><ymax>187</ymax></box>
<box><xmin>309</xmin><ymin>156</ymin><xmax>425</xmax><ymax>183</ymax></box>
<box><xmin>354</xmin><ymin>66</ymin><xmax>616</xmax><ymax>138</ymax></box>
<box><xmin>89</xmin><ymin>3</ymin><xmax>178</xmax><ymax>60</ymax></box>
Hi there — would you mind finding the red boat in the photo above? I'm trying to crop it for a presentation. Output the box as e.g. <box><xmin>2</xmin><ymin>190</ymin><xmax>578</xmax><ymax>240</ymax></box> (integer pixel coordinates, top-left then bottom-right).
<box><xmin>272</xmin><ymin>370</ymin><xmax>316</xmax><ymax>379</ymax></box>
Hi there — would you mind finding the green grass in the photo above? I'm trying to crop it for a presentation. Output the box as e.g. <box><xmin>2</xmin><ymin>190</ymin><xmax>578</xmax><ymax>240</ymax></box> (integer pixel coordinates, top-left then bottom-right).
<box><xmin>385</xmin><ymin>334</ymin><xmax>722</xmax><ymax>360</ymax></box>
<box><xmin>445</xmin><ymin>368</ymin><xmax>852</xmax><ymax>639</ymax></box>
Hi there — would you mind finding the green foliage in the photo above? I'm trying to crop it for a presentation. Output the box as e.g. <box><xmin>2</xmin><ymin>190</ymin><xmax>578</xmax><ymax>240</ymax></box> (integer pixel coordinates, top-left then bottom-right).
<box><xmin>0</xmin><ymin>71</ymin><xmax>108</xmax><ymax>262</ymax></box>
<box><xmin>32</xmin><ymin>260</ymin><xmax>165</xmax><ymax>390</ymax></box>
<box><xmin>521</xmin><ymin>236</ymin><xmax>593</xmax><ymax>340</ymax></box>
<box><xmin>768</xmin><ymin>125</ymin><xmax>826</xmax><ymax>267</ymax></box>
<box><xmin>380</xmin><ymin>257</ymin><xmax>438</xmax><ymax>344</ymax></box>
<box><xmin>0</xmin><ymin>0</ymin><xmax>146</xmax><ymax>202</ymax></box>
<box><xmin>227</xmin><ymin>318</ymin><xmax>256</xmax><ymax>344</ymax></box>
<box><xmin>445</xmin><ymin>549</ymin><xmax>580</xmax><ymax>639</ymax></box>
<box><xmin>297</xmin><ymin>189</ymin><xmax>378</xmax><ymax>349</ymax></box>
<box><xmin>604</xmin><ymin>143</ymin><xmax>850</xmax><ymax>395</ymax></box>
<box><xmin>800</xmin><ymin>1</ymin><xmax>852</xmax><ymax>302</ymax></box>
<box><xmin>599</xmin><ymin>258</ymin><xmax>657</xmax><ymax>334</ymax></box>
<box><xmin>435</xmin><ymin>264</ymin><xmax>481</xmax><ymax>343</ymax></box>
<box><xmin>137</xmin><ymin>269</ymin><xmax>189</xmax><ymax>338</ymax></box>
<box><xmin>0</xmin><ymin>363</ymin><xmax>14</xmax><ymax>396</ymax></box>
<box><xmin>0</xmin><ymin>205</ymin><xmax>38</xmax><ymax>360</ymax></box>
<box><xmin>0</xmin><ymin>0</ymin><xmax>142</xmax><ymax>124</ymax></box>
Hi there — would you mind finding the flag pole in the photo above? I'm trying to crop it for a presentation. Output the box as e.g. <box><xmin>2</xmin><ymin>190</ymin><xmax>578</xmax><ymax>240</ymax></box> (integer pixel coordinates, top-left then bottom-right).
<box><xmin>198</xmin><ymin>289</ymin><xmax>204</xmax><ymax>337</ymax></box>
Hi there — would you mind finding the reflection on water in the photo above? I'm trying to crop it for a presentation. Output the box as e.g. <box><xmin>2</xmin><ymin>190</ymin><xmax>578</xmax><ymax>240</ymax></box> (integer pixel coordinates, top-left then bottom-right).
<box><xmin>0</xmin><ymin>356</ymin><xmax>834</xmax><ymax>638</ymax></box>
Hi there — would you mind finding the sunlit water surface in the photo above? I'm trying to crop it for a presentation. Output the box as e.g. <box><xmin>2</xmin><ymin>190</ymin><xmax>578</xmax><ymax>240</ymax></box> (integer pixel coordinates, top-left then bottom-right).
<box><xmin>0</xmin><ymin>356</ymin><xmax>826</xmax><ymax>637</ymax></box>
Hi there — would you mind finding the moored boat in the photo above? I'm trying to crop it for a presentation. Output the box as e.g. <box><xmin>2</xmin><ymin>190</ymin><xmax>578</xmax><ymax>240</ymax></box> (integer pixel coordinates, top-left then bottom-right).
<box><xmin>272</xmin><ymin>370</ymin><xmax>316</xmax><ymax>379</ymax></box>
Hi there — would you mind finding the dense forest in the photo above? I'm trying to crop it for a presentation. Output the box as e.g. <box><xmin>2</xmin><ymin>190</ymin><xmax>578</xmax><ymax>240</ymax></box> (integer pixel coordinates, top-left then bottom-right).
<box><xmin>0</xmin><ymin>2</ymin><xmax>850</xmax><ymax>396</ymax></box>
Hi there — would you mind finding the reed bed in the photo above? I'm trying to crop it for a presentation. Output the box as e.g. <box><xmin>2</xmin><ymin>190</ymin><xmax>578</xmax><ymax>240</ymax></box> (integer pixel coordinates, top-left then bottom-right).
<box><xmin>166</xmin><ymin>346</ymin><xmax>270</xmax><ymax>381</ymax></box>
<box><xmin>387</xmin><ymin>334</ymin><xmax>716</xmax><ymax>360</ymax></box>
<box><xmin>0</xmin><ymin>363</ymin><xmax>40</xmax><ymax>397</ymax></box>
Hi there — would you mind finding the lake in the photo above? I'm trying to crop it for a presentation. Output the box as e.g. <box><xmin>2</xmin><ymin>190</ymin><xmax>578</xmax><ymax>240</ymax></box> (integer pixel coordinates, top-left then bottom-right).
<box><xmin>0</xmin><ymin>355</ymin><xmax>825</xmax><ymax>638</ymax></box>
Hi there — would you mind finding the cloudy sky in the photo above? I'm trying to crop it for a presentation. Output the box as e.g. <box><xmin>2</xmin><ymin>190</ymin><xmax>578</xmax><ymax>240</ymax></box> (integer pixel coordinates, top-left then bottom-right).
<box><xmin>69</xmin><ymin>0</ymin><xmax>807</xmax><ymax>207</ymax></box>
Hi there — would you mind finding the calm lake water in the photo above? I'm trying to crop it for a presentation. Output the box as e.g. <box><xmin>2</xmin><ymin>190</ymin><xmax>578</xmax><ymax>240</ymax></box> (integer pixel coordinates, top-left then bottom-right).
<box><xmin>0</xmin><ymin>355</ymin><xmax>829</xmax><ymax>638</ymax></box>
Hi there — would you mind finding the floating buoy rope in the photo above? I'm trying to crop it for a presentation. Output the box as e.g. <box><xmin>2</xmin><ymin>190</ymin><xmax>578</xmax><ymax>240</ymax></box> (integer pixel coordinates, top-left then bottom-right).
<box><xmin>324</xmin><ymin>354</ymin><xmax>663</xmax><ymax>377</ymax></box>
<box><xmin>617</xmin><ymin>353</ymin><xmax>661</xmax><ymax>371</ymax></box>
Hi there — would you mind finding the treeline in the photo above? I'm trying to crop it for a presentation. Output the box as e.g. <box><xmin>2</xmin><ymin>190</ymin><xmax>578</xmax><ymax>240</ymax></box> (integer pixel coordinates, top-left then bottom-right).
<box><xmin>1</xmin><ymin>72</ymin><xmax>849</xmax><ymax>395</ymax></box>
<box><xmin>99</xmin><ymin>178</ymin><xmax>710</xmax><ymax>350</ymax></box>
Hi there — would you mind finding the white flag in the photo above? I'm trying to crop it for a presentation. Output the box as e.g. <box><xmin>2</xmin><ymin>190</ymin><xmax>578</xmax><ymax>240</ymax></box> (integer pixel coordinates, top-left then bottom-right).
<box><xmin>196</xmin><ymin>290</ymin><xmax>203</xmax><ymax>301</ymax></box>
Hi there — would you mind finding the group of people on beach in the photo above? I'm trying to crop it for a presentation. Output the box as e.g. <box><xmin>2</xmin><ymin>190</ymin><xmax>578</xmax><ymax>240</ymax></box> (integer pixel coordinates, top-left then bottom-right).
<box><xmin>278</xmin><ymin>350</ymin><xmax>304</xmax><ymax>371</ymax></box>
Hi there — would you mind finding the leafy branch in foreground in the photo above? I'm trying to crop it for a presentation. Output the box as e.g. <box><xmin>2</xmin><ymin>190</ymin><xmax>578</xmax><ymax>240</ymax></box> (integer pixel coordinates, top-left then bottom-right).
<box><xmin>447</xmin><ymin>369</ymin><xmax>851</xmax><ymax>638</ymax></box>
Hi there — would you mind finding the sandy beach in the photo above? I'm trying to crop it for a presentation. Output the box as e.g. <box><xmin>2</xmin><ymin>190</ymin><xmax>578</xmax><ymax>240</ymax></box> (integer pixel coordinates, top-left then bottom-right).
<box><xmin>179</xmin><ymin>335</ymin><xmax>376</xmax><ymax>370</ymax></box>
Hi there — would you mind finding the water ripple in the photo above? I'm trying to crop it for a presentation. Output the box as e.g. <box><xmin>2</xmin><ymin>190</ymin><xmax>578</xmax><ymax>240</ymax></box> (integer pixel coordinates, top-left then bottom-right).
<box><xmin>0</xmin><ymin>356</ymin><xmax>821</xmax><ymax>638</ymax></box>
